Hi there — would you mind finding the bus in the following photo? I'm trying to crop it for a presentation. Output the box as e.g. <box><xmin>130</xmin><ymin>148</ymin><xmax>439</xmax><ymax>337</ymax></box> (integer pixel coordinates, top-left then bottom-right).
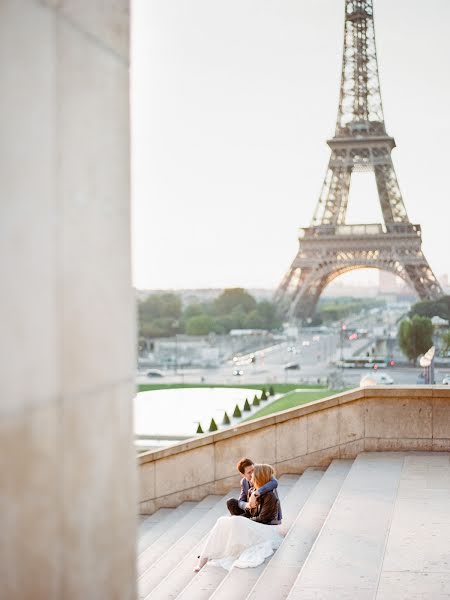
<box><xmin>336</xmin><ymin>356</ymin><xmax>394</xmax><ymax>369</ymax></box>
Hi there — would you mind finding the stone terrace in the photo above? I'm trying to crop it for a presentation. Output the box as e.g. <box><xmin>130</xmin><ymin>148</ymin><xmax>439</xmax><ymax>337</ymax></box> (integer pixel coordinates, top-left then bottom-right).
<box><xmin>137</xmin><ymin>387</ymin><xmax>450</xmax><ymax>599</ymax></box>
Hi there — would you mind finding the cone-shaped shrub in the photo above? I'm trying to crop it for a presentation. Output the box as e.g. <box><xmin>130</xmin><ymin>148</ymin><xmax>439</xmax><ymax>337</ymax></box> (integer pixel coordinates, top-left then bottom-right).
<box><xmin>260</xmin><ymin>389</ymin><xmax>268</xmax><ymax>401</ymax></box>
<box><xmin>252</xmin><ymin>395</ymin><xmax>260</xmax><ymax>406</ymax></box>
<box><xmin>269</xmin><ymin>385</ymin><xmax>275</xmax><ymax>396</ymax></box>
<box><xmin>222</xmin><ymin>411</ymin><xmax>231</xmax><ymax>425</ymax></box>
<box><xmin>196</xmin><ymin>423</ymin><xmax>204</xmax><ymax>434</ymax></box>
<box><xmin>233</xmin><ymin>404</ymin><xmax>242</xmax><ymax>418</ymax></box>
<box><xmin>209</xmin><ymin>418</ymin><xmax>218</xmax><ymax>432</ymax></box>
<box><xmin>243</xmin><ymin>398</ymin><xmax>251</xmax><ymax>412</ymax></box>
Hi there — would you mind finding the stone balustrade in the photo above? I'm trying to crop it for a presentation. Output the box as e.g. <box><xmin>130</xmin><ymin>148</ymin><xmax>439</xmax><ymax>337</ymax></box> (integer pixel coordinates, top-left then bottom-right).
<box><xmin>138</xmin><ymin>386</ymin><xmax>450</xmax><ymax>514</ymax></box>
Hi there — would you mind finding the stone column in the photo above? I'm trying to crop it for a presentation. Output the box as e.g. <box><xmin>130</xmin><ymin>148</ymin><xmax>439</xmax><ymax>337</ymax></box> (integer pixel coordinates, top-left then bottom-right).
<box><xmin>0</xmin><ymin>1</ymin><xmax>136</xmax><ymax>598</ymax></box>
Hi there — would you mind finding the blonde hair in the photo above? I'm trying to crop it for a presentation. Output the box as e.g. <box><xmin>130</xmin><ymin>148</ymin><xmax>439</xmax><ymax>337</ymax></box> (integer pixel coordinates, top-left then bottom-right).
<box><xmin>252</xmin><ymin>464</ymin><xmax>274</xmax><ymax>490</ymax></box>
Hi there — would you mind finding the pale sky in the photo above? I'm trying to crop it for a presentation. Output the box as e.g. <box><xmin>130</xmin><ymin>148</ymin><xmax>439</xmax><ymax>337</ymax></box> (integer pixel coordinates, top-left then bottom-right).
<box><xmin>131</xmin><ymin>0</ymin><xmax>450</xmax><ymax>291</ymax></box>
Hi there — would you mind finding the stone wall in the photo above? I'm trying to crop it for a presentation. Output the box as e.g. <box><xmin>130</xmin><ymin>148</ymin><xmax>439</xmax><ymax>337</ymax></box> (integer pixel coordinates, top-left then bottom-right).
<box><xmin>138</xmin><ymin>387</ymin><xmax>450</xmax><ymax>514</ymax></box>
<box><xmin>0</xmin><ymin>1</ymin><xmax>136</xmax><ymax>599</ymax></box>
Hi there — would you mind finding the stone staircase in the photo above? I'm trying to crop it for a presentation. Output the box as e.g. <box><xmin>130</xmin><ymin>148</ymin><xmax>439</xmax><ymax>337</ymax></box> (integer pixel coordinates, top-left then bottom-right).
<box><xmin>137</xmin><ymin>453</ymin><xmax>450</xmax><ymax>599</ymax></box>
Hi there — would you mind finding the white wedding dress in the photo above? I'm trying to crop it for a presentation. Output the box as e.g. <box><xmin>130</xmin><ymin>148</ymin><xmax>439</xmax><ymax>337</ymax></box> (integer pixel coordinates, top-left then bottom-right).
<box><xmin>198</xmin><ymin>515</ymin><xmax>283</xmax><ymax>571</ymax></box>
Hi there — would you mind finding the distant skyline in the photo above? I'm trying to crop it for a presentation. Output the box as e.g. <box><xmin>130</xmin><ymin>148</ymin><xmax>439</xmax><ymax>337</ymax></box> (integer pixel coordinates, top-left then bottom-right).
<box><xmin>131</xmin><ymin>0</ymin><xmax>450</xmax><ymax>290</ymax></box>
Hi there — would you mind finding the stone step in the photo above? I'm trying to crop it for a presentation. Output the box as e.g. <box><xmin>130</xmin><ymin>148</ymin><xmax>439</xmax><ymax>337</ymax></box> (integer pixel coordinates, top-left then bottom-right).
<box><xmin>209</xmin><ymin>468</ymin><xmax>324</xmax><ymax>600</ymax></box>
<box><xmin>376</xmin><ymin>453</ymin><xmax>450</xmax><ymax>599</ymax></box>
<box><xmin>138</xmin><ymin>505</ymin><xmax>195</xmax><ymax>554</ymax></box>
<box><xmin>138</xmin><ymin>507</ymin><xmax>173</xmax><ymax>534</ymax></box>
<box><xmin>247</xmin><ymin>460</ymin><xmax>352</xmax><ymax>600</ymax></box>
<box><xmin>287</xmin><ymin>452</ymin><xmax>405</xmax><ymax>599</ymax></box>
<box><xmin>139</xmin><ymin>489</ymin><xmax>239</xmax><ymax>599</ymax></box>
<box><xmin>138</xmin><ymin>497</ymin><xmax>217</xmax><ymax>577</ymax></box>
<box><xmin>175</xmin><ymin>474</ymin><xmax>307</xmax><ymax>600</ymax></box>
<box><xmin>138</xmin><ymin>508</ymin><xmax>175</xmax><ymax>548</ymax></box>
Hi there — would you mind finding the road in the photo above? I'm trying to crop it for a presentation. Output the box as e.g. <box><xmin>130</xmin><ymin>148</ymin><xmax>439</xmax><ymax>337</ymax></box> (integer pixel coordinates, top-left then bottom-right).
<box><xmin>137</xmin><ymin>305</ymin><xmax>450</xmax><ymax>388</ymax></box>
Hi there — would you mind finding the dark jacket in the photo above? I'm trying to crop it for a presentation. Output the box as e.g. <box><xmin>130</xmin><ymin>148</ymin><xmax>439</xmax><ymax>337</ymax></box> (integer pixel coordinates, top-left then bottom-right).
<box><xmin>238</xmin><ymin>477</ymin><xmax>282</xmax><ymax>522</ymax></box>
<box><xmin>247</xmin><ymin>490</ymin><xmax>280</xmax><ymax>524</ymax></box>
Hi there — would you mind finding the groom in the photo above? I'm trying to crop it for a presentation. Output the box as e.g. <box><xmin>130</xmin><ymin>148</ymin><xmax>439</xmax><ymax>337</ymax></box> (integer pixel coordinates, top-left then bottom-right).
<box><xmin>226</xmin><ymin>457</ymin><xmax>282</xmax><ymax>524</ymax></box>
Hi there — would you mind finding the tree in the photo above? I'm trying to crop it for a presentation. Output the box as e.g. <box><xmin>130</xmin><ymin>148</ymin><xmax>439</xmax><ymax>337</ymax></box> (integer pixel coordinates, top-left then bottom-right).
<box><xmin>138</xmin><ymin>293</ymin><xmax>183</xmax><ymax>338</ymax></box>
<box><xmin>185</xmin><ymin>315</ymin><xmax>215</xmax><ymax>336</ymax></box>
<box><xmin>269</xmin><ymin>385</ymin><xmax>275</xmax><ymax>396</ymax></box>
<box><xmin>233</xmin><ymin>404</ymin><xmax>242</xmax><ymax>418</ymax></box>
<box><xmin>183</xmin><ymin>303</ymin><xmax>204</xmax><ymax>319</ymax></box>
<box><xmin>209</xmin><ymin>418</ymin><xmax>218</xmax><ymax>432</ymax></box>
<box><xmin>243</xmin><ymin>310</ymin><xmax>265</xmax><ymax>330</ymax></box>
<box><xmin>139</xmin><ymin>317</ymin><xmax>176</xmax><ymax>338</ymax></box>
<box><xmin>229</xmin><ymin>305</ymin><xmax>247</xmax><ymax>329</ymax></box>
<box><xmin>441</xmin><ymin>330</ymin><xmax>450</xmax><ymax>354</ymax></box>
<box><xmin>410</xmin><ymin>296</ymin><xmax>450</xmax><ymax>324</ymax></box>
<box><xmin>243</xmin><ymin>398</ymin><xmax>251</xmax><ymax>412</ymax></box>
<box><xmin>252</xmin><ymin>395</ymin><xmax>260</xmax><ymax>406</ymax></box>
<box><xmin>260</xmin><ymin>389</ymin><xmax>268</xmax><ymax>401</ymax></box>
<box><xmin>222</xmin><ymin>412</ymin><xmax>231</xmax><ymax>425</ymax></box>
<box><xmin>139</xmin><ymin>293</ymin><xmax>182</xmax><ymax>321</ymax></box>
<box><xmin>398</xmin><ymin>315</ymin><xmax>434</xmax><ymax>365</ymax></box>
<box><xmin>214</xmin><ymin>288</ymin><xmax>257</xmax><ymax>315</ymax></box>
<box><xmin>214</xmin><ymin>315</ymin><xmax>234</xmax><ymax>334</ymax></box>
<box><xmin>196</xmin><ymin>423</ymin><xmax>204</xmax><ymax>434</ymax></box>
<box><xmin>255</xmin><ymin>301</ymin><xmax>282</xmax><ymax>330</ymax></box>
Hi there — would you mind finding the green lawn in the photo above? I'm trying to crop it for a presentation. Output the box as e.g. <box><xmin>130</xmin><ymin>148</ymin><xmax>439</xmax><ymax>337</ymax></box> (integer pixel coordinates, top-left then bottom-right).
<box><xmin>137</xmin><ymin>383</ymin><xmax>324</xmax><ymax>393</ymax></box>
<box><xmin>246</xmin><ymin>389</ymin><xmax>340</xmax><ymax>420</ymax></box>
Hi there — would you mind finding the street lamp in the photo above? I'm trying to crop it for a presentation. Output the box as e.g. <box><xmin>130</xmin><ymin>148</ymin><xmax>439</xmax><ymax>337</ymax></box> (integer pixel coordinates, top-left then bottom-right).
<box><xmin>420</xmin><ymin>346</ymin><xmax>435</xmax><ymax>384</ymax></box>
<box><xmin>172</xmin><ymin>320</ymin><xmax>179</xmax><ymax>375</ymax></box>
<box><xmin>340</xmin><ymin>323</ymin><xmax>347</xmax><ymax>365</ymax></box>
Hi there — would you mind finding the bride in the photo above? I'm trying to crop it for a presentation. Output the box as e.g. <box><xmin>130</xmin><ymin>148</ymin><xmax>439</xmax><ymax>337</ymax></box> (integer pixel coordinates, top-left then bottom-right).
<box><xmin>194</xmin><ymin>464</ymin><xmax>283</xmax><ymax>572</ymax></box>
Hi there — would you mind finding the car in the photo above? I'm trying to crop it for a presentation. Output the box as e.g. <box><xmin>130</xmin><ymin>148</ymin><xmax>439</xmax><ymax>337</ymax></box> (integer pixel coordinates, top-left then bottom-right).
<box><xmin>302</xmin><ymin>340</ymin><xmax>310</xmax><ymax>347</ymax></box>
<box><xmin>443</xmin><ymin>375</ymin><xmax>450</xmax><ymax>385</ymax></box>
<box><xmin>233</xmin><ymin>369</ymin><xmax>244</xmax><ymax>376</ymax></box>
<box><xmin>284</xmin><ymin>362</ymin><xmax>300</xmax><ymax>370</ymax></box>
<box><xmin>146</xmin><ymin>369</ymin><xmax>164</xmax><ymax>378</ymax></box>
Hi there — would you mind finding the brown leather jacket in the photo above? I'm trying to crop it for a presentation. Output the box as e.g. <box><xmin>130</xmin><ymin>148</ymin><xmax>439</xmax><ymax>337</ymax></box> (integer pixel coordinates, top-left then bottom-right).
<box><xmin>247</xmin><ymin>490</ymin><xmax>280</xmax><ymax>524</ymax></box>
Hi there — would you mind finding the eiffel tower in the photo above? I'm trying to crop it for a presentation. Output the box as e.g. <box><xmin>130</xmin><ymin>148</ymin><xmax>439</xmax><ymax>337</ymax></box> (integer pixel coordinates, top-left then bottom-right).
<box><xmin>276</xmin><ymin>0</ymin><xmax>442</xmax><ymax>320</ymax></box>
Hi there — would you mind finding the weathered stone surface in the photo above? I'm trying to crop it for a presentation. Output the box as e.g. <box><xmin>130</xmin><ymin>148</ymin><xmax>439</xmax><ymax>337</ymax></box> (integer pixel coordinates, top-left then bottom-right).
<box><xmin>433</xmin><ymin>397</ymin><xmax>450</xmax><ymax>439</ymax></box>
<box><xmin>0</xmin><ymin>0</ymin><xmax>59</xmax><ymax>416</ymax></box>
<box><xmin>50</xmin><ymin>0</ymin><xmax>129</xmax><ymax>59</ymax></box>
<box><xmin>155</xmin><ymin>444</ymin><xmax>215</xmax><ymax>498</ymax></box>
<box><xmin>62</xmin><ymin>383</ymin><xmax>136</xmax><ymax>599</ymax></box>
<box><xmin>364</xmin><ymin>397</ymin><xmax>432</xmax><ymax>439</ymax></box>
<box><xmin>2</xmin><ymin>1</ymin><xmax>135</xmax><ymax>598</ymax></box>
<box><xmin>364</xmin><ymin>437</ymin><xmax>433</xmax><ymax>452</ymax></box>
<box><xmin>275</xmin><ymin>416</ymin><xmax>307</xmax><ymax>463</ymax></box>
<box><xmin>58</xmin><ymin>15</ymin><xmax>133</xmax><ymax>398</ymax></box>
<box><xmin>307</xmin><ymin>407</ymin><xmax>340</xmax><ymax>453</ymax></box>
<box><xmin>214</xmin><ymin>426</ymin><xmax>277</xmax><ymax>480</ymax></box>
<box><xmin>139</xmin><ymin>461</ymin><xmax>156</xmax><ymax>503</ymax></box>
<box><xmin>339</xmin><ymin>400</ymin><xmax>364</xmax><ymax>444</ymax></box>
<box><xmin>339</xmin><ymin>438</ymin><xmax>365</xmax><ymax>459</ymax></box>
<box><xmin>276</xmin><ymin>447</ymin><xmax>341</xmax><ymax>474</ymax></box>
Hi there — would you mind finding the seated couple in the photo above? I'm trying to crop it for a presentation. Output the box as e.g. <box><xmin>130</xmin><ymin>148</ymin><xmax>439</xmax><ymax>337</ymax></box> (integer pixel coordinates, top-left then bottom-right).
<box><xmin>194</xmin><ymin>458</ymin><xmax>283</xmax><ymax>572</ymax></box>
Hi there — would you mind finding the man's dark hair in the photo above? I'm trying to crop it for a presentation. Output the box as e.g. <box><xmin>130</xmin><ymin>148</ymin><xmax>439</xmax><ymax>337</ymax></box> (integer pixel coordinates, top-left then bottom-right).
<box><xmin>236</xmin><ymin>457</ymin><xmax>254</xmax><ymax>474</ymax></box>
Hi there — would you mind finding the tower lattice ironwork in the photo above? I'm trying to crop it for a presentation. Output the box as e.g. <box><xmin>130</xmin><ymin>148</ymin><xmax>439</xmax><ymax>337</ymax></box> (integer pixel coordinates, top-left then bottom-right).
<box><xmin>276</xmin><ymin>0</ymin><xmax>442</xmax><ymax>320</ymax></box>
